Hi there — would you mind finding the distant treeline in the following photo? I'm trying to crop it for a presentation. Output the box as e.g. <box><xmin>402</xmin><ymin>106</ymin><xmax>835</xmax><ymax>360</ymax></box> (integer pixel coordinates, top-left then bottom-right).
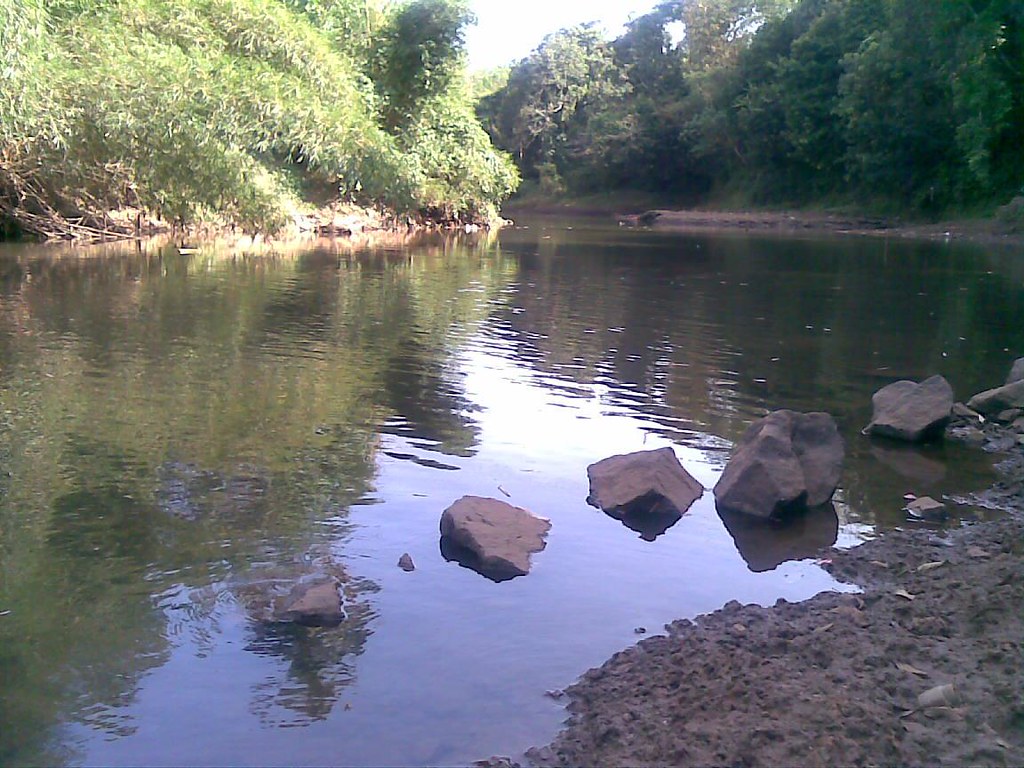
<box><xmin>0</xmin><ymin>0</ymin><xmax>518</xmax><ymax>238</ymax></box>
<box><xmin>479</xmin><ymin>0</ymin><xmax>1023</xmax><ymax>215</ymax></box>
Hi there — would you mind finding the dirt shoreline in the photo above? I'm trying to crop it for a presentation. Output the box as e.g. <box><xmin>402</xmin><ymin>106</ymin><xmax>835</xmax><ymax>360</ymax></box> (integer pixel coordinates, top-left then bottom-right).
<box><xmin>516</xmin><ymin>416</ymin><xmax>1024</xmax><ymax>768</ymax></box>
<box><xmin>615</xmin><ymin>209</ymin><xmax>1023</xmax><ymax>248</ymax></box>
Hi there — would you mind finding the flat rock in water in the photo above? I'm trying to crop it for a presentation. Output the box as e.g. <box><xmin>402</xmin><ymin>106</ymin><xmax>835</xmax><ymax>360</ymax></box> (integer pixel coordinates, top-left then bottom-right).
<box><xmin>440</xmin><ymin>496</ymin><xmax>551</xmax><ymax>582</ymax></box>
<box><xmin>967</xmin><ymin>378</ymin><xmax>1024</xmax><ymax>416</ymax></box>
<box><xmin>272</xmin><ymin>578</ymin><xmax>345</xmax><ymax>627</ymax></box>
<box><xmin>906</xmin><ymin>495</ymin><xmax>947</xmax><ymax>521</ymax></box>
<box><xmin>714</xmin><ymin>410</ymin><xmax>843</xmax><ymax>519</ymax></box>
<box><xmin>995</xmin><ymin>408</ymin><xmax>1023</xmax><ymax>424</ymax></box>
<box><xmin>863</xmin><ymin>375</ymin><xmax>954</xmax><ymax>442</ymax></box>
<box><xmin>586</xmin><ymin>447</ymin><xmax>703</xmax><ymax>539</ymax></box>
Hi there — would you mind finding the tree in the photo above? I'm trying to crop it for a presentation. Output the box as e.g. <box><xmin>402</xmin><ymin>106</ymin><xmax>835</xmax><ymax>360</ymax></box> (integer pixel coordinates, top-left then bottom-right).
<box><xmin>374</xmin><ymin>0</ymin><xmax>475</xmax><ymax>131</ymax></box>
<box><xmin>480</xmin><ymin>25</ymin><xmax>626</xmax><ymax>185</ymax></box>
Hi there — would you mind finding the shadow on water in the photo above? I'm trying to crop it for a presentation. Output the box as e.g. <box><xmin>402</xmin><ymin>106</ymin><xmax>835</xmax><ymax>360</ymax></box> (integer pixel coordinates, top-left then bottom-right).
<box><xmin>602</xmin><ymin>493</ymin><xmax>685</xmax><ymax>542</ymax></box>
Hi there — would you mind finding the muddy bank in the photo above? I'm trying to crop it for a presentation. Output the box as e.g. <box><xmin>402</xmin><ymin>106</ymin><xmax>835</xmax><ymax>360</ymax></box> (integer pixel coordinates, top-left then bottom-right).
<box><xmin>620</xmin><ymin>209</ymin><xmax>1024</xmax><ymax>248</ymax></box>
<box><xmin>523</xmin><ymin>414</ymin><xmax>1024</xmax><ymax>768</ymax></box>
<box><xmin>2</xmin><ymin>199</ymin><xmax>505</xmax><ymax>246</ymax></box>
<box><xmin>527</xmin><ymin>515</ymin><xmax>1022</xmax><ymax>768</ymax></box>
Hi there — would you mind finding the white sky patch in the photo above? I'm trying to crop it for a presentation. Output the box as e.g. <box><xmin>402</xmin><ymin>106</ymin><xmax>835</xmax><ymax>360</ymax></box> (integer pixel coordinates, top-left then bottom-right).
<box><xmin>466</xmin><ymin>0</ymin><xmax>659</xmax><ymax>70</ymax></box>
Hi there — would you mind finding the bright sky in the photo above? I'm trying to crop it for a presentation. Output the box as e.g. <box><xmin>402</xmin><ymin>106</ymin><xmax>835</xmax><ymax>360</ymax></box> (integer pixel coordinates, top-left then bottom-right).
<box><xmin>466</xmin><ymin>0</ymin><xmax>659</xmax><ymax>70</ymax></box>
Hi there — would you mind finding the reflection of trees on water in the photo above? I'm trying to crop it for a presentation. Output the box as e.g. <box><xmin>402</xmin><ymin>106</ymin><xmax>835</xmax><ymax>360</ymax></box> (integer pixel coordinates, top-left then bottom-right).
<box><xmin>497</xmin><ymin>227</ymin><xmax>1024</xmax><ymax>530</ymax></box>
<box><xmin>502</xmin><ymin>232</ymin><xmax>1024</xmax><ymax>442</ymax></box>
<box><xmin>0</xmin><ymin>239</ymin><xmax>510</xmax><ymax>763</ymax></box>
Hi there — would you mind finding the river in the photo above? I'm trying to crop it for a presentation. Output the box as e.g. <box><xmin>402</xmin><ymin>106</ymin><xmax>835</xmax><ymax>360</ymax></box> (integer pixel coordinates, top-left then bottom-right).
<box><xmin>0</xmin><ymin>217</ymin><xmax>1020</xmax><ymax>766</ymax></box>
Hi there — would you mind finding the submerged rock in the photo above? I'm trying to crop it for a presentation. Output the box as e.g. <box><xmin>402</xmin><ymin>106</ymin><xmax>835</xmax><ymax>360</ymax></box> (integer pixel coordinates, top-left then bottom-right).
<box><xmin>869</xmin><ymin>443</ymin><xmax>947</xmax><ymax>485</ymax></box>
<box><xmin>714</xmin><ymin>410</ymin><xmax>844</xmax><ymax>519</ymax></box>
<box><xmin>966</xmin><ymin>379</ymin><xmax>1024</xmax><ymax>416</ymax></box>
<box><xmin>271</xmin><ymin>577</ymin><xmax>345</xmax><ymax>627</ymax></box>
<box><xmin>230</xmin><ymin>556</ymin><xmax>349</xmax><ymax>630</ymax></box>
<box><xmin>586</xmin><ymin>447</ymin><xmax>703</xmax><ymax>540</ymax></box>
<box><xmin>155</xmin><ymin>461</ymin><xmax>270</xmax><ymax>520</ymax></box>
<box><xmin>440</xmin><ymin>496</ymin><xmax>551</xmax><ymax>582</ymax></box>
<box><xmin>863</xmin><ymin>375</ymin><xmax>954</xmax><ymax>442</ymax></box>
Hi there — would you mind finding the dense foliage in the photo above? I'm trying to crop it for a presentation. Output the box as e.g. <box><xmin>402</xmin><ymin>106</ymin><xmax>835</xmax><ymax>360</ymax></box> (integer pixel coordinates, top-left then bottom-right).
<box><xmin>0</xmin><ymin>0</ymin><xmax>518</xmax><ymax>238</ymax></box>
<box><xmin>481</xmin><ymin>0</ymin><xmax>1024</xmax><ymax>214</ymax></box>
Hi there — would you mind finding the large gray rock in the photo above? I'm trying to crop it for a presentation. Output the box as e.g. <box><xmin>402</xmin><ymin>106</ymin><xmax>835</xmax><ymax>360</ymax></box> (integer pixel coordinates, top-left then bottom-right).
<box><xmin>440</xmin><ymin>496</ymin><xmax>551</xmax><ymax>582</ymax></box>
<box><xmin>863</xmin><ymin>375</ymin><xmax>954</xmax><ymax>442</ymax></box>
<box><xmin>586</xmin><ymin>447</ymin><xmax>703</xmax><ymax>539</ymax></box>
<box><xmin>1007</xmin><ymin>357</ymin><xmax>1024</xmax><ymax>385</ymax></box>
<box><xmin>713</xmin><ymin>410</ymin><xmax>844</xmax><ymax>519</ymax></box>
<box><xmin>968</xmin><ymin>379</ymin><xmax>1024</xmax><ymax>415</ymax></box>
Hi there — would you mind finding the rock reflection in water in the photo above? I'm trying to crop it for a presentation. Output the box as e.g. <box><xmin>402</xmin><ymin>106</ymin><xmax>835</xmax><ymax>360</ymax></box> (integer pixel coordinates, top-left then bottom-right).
<box><xmin>241</xmin><ymin>577</ymin><xmax>376</xmax><ymax>728</ymax></box>
<box><xmin>869</xmin><ymin>442</ymin><xmax>947</xmax><ymax>486</ymax></box>
<box><xmin>604</xmin><ymin>494</ymin><xmax>682</xmax><ymax>541</ymax></box>
<box><xmin>439</xmin><ymin>536</ymin><xmax>520</xmax><ymax>583</ymax></box>
<box><xmin>717</xmin><ymin>504</ymin><xmax>839</xmax><ymax>573</ymax></box>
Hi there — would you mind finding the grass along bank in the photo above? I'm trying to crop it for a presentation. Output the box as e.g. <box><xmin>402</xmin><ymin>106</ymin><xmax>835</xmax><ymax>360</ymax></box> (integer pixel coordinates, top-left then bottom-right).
<box><xmin>0</xmin><ymin>0</ymin><xmax>519</xmax><ymax>243</ymax></box>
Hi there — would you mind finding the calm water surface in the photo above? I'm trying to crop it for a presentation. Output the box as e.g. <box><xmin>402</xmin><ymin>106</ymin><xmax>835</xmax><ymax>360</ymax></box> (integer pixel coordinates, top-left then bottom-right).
<box><xmin>1</xmin><ymin>218</ymin><xmax>1021</xmax><ymax>766</ymax></box>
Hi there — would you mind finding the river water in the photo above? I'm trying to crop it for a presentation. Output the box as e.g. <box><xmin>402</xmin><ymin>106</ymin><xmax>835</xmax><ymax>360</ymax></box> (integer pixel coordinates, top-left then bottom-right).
<box><xmin>0</xmin><ymin>218</ymin><xmax>1020</xmax><ymax>766</ymax></box>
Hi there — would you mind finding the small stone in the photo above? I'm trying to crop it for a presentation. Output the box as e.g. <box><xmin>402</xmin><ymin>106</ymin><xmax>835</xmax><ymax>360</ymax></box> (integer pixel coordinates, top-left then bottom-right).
<box><xmin>949</xmin><ymin>425</ymin><xmax>987</xmax><ymax>446</ymax></box>
<box><xmin>474</xmin><ymin>758</ymin><xmax>521</xmax><ymax>768</ymax></box>
<box><xmin>952</xmin><ymin>402</ymin><xmax>980</xmax><ymax>419</ymax></box>
<box><xmin>984</xmin><ymin>436</ymin><xmax>1018</xmax><ymax>453</ymax></box>
<box><xmin>906</xmin><ymin>496</ymin><xmax>947</xmax><ymax>521</ymax></box>
<box><xmin>994</xmin><ymin>408</ymin><xmax>1022</xmax><ymax>424</ymax></box>
<box><xmin>398</xmin><ymin>553</ymin><xmax>415</xmax><ymax>572</ymax></box>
